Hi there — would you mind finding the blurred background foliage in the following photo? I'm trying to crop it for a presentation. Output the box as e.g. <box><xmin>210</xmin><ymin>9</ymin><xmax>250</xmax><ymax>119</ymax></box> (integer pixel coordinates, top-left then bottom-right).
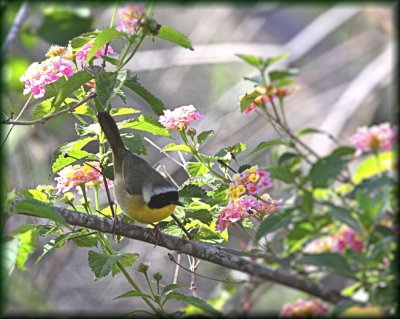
<box><xmin>1</xmin><ymin>1</ymin><xmax>395</xmax><ymax>315</ymax></box>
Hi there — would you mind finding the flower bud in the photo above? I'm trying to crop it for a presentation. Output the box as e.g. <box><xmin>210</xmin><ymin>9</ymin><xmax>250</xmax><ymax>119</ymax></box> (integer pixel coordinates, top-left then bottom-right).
<box><xmin>153</xmin><ymin>272</ymin><xmax>163</xmax><ymax>282</ymax></box>
<box><xmin>187</xmin><ymin>128</ymin><xmax>196</xmax><ymax>138</ymax></box>
<box><xmin>136</xmin><ymin>262</ymin><xmax>150</xmax><ymax>273</ymax></box>
<box><xmin>62</xmin><ymin>192</ymin><xmax>75</xmax><ymax>204</ymax></box>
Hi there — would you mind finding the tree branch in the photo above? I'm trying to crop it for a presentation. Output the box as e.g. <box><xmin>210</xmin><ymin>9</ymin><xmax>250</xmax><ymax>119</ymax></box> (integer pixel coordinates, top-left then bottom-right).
<box><xmin>14</xmin><ymin>202</ymin><xmax>352</xmax><ymax>305</ymax></box>
<box><xmin>1</xmin><ymin>93</ymin><xmax>97</xmax><ymax>126</ymax></box>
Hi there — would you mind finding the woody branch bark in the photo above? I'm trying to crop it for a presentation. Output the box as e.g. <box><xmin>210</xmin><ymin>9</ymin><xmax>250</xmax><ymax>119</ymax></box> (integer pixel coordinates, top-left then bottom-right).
<box><xmin>14</xmin><ymin>201</ymin><xmax>351</xmax><ymax>305</ymax></box>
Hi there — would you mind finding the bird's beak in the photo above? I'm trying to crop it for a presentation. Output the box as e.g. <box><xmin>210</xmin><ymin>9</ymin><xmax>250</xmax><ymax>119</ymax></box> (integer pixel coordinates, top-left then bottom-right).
<box><xmin>172</xmin><ymin>200</ymin><xmax>184</xmax><ymax>207</ymax></box>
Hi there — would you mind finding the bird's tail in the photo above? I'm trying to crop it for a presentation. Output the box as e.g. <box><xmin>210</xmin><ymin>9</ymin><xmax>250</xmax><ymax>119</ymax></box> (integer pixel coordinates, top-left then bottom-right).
<box><xmin>97</xmin><ymin>112</ymin><xmax>126</xmax><ymax>159</ymax></box>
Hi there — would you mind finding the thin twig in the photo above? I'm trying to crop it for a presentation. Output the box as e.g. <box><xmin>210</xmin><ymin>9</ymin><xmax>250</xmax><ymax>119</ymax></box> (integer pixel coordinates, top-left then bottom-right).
<box><xmin>1</xmin><ymin>93</ymin><xmax>97</xmax><ymax>126</ymax></box>
<box><xmin>172</xmin><ymin>252</ymin><xmax>182</xmax><ymax>284</ymax></box>
<box><xmin>143</xmin><ymin>137</ymin><xmax>185</xmax><ymax>168</ymax></box>
<box><xmin>168</xmin><ymin>253</ymin><xmax>246</xmax><ymax>285</ymax></box>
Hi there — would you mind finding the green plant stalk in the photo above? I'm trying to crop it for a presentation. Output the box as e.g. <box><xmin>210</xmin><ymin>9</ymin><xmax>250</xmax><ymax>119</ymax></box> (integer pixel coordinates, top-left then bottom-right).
<box><xmin>144</xmin><ymin>272</ymin><xmax>156</xmax><ymax>298</ymax></box>
<box><xmin>116</xmin><ymin>32</ymin><xmax>146</xmax><ymax>71</ymax></box>
<box><xmin>374</xmin><ymin>152</ymin><xmax>382</xmax><ymax>176</ymax></box>
<box><xmin>180</xmin><ymin>129</ymin><xmax>229</xmax><ymax>182</ymax></box>
<box><xmin>84</xmin><ymin>183</ymin><xmax>161</xmax><ymax>314</ymax></box>
<box><xmin>115</xmin><ymin>41</ymin><xmax>134</xmax><ymax>70</ymax></box>
<box><xmin>109</xmin><ymin>2</ymin><xmax>119</xmax><ymax>28</ymax></box>
<box><xmin>278</xmin><ymin>97</ymin><xmax>288</xmax><ymax>127</ymax></box>
<box><xmin>79</xmin><ymin>185</ymin><xmax>92</xmax><ymax>214</ymax></box>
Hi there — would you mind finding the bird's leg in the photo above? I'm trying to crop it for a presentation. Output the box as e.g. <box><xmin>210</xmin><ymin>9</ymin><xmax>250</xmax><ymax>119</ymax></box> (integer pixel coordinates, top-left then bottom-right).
<box><xmin>151</xmin><ymin>223</ymin><xmax>162</xmax><ymax>247</ymax></box>
<box><xmin>111</xmin><ymin>202</ymin><xmax>119</xmax><ymax>238</ymax></box>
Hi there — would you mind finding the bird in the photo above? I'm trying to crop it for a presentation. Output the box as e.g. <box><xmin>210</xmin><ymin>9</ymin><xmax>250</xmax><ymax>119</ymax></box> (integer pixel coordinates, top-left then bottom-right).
<box><xmin>97</xmin><ymin>111</ymin><xmax>182</xmax><ymax>224</ymax></box>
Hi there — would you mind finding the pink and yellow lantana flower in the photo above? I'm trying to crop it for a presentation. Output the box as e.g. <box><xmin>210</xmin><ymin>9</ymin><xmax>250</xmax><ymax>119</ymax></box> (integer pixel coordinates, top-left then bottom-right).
<box><xmin>159</xmin><ymin>105</ymin><xmax>204</xmax><ymax>130</ymax></box>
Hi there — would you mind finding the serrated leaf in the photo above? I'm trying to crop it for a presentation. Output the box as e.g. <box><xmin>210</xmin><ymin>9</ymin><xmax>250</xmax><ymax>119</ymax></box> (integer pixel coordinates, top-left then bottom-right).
<box><xmin>278</xmin><ymin>152</ymin><xmax>303</xmax><ymax>167</ymax></box>
<box><xmin>299</xmin><ymin>253</ymin><xmax>356</xmax><ymax>278</ymax></box>
<box><xmin>331</xmin><ymin>146</ymin><xmax>356</xmax><ymax>158</ymax></box>
<box><xmin>53</xmin><ymin>71</ymin><xmax>93</xmax><ymax>109</ymax></box>
<box><xmin>186</xmin><ymin>162</ymin><xmax>209</xmax><ymax>177</ymax></box>
<box><xmin>197</xmin><ymin>130</ymin><xmax>214</xmax><ymax>144</ymax></box>
<box><xmin>265</xmin><ymin>166</ymin><xmax>294</xmax><ymax>184</ymax></box>
<box><xmin>256</xmin><ymin>209</ymin><xmax>295</xmax><ymax>240</ymax></box>
<box><xmin>165</xmin><ymin>292</ymin><xmax>220</xmax><ymax>316</ymax></box>
<box><xmin>114</xmin><ymin>290</ymin><xmax>152</xmax><ymax>300</ymax></box>
<box><xmin>52</xmin><ymin>149</ymin><xmax>96</xmax><ymax>174</ymax></box>
<box><xmin>88</xmin><ymin>250</ymin><xmax>121</xmax><ymax>280</ymax></box>
<box><xmin>112</xmin><ymin>253</ymin><xmax>139</xmax><ymax>276</ymax></box>
<box><xmin>73</xmin><ymin>104</ymin><xmax>96</xmax><ymax>118</ymax></box>
<box><xmin>15</xmin><ymin>199</ymin><xmax>67</xmax><ymax>225</ymax></box>
<box><xmin>18</xmin><ymin>189</ymin><xmax>47</xmax><ymax>202</ymax></box>
<box><xmin>163</xmin><ymin>143</ymin><xmax>192</xmax><ymax>153</ymax></box>
<box><xmin>70</xmin><ymin>36</ymin><xmax>92</xmax><ymax>49</ymax></box>
<box><xmin>75</xmin><ymin>123</ymin><xmax>100</xmax><ymax>136</ymax></box>
<box><xmin>235</xmin><ymin>54</ymin><xmax>261</xmax><ymax>68</ymax></box>
<box><xmin>86</xmin><ymin>28</ymin><xmax>123</xmax><ymax>62</ymax></box>
<box><xmin>120</xmin><ymin>115</ymin><xmax>170</xmax><ymax>137</ymax></box>
<box><xmin>94</xmin><ymin>71</ymin><xmax>118</xmax><ymax>112</ymax></box>
<box><xmin>248</xmin><ymin>139</ymin><xmax>285</xmax><ymax>156</ymax></box>
<box><xmin>32</xmin><ymin>97</ymin><xmax>54</xmax><ymax>120</ymax></box>
<box><xmin>121</xmin><ymin>133</ymin><xmax>147</xmax><ymax>155</ymax></box>
<box><xmin>353</xmin><ymin>151</ymin><xmax>394</xmax><ymax>184</ymax></box>
<box><xmin>179</xmin><ymin>184</ymin><xmax>206</xmax><ymax>198</ymax></box>
<box><xmin>69</xmin><ymin>230</ymin><xmax>98</xmax><ymax>248</ymax></box>
<box><xmin>310</xmin><ymin>155</ymin><xmax>347</xmax><ymax>188</ymax></box>
<box><xmin>124</xmin><ymin>73</ymin><xmax>165</xmax><ymax>115</ymax></box>
<box><xmin>156</xmin><ymin>25</ymin><xmax>193</xmax><ymax>50</ymax></box>
<box><xmin>36</xmin><ymin>233</ymin><xmax>71</xmax><ymax>263</ymax></box>
<box><xmin>229</xmin><ymin>143</ymin><xmax>247</xmax><ymax>155</ymax></box>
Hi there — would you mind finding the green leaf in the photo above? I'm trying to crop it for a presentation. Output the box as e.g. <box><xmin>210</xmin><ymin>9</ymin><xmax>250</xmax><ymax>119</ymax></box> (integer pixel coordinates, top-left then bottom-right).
<box><xmin>163</xmin><ymin>143</ymin><xmax>192</xmax><ymax>153</ymax></box>
<box><xmin>353</xmin><ymin>151</ymin><xmax>395</xmax><ymax>184</ymax></box>
<box><xmin>86</xmin><ymin>28</ymin><xmax>123</xmax><ymax>62</ymax></box>
<box><xmin>179</xmin><ymin>184</ymin><xmax>206</xmax><ymax>198</ymax></box>
<box><xmin>331</xmin><ymin>146</ymin><xmax>356</xmax><ymax>158</ymax></box>
<box><xmin>238</xmin><ymin>164</ymin><xmax>251</xmax><ymax>173</ymax></box>
<box><xmin>52</xmin><ymin>149</ymin><xmax>96</xmax><ymax>174</ymax></box>
<box><xmin>68</xmin><ymin>230</ymin><xmax>98</xmax><ymax>247</ymax></box>
<box><xmin>165</xmin><ymin>292</ymin><xmax>220</xmax><ymax>316</ymax></box>
<box><xmin>121</xmin><ymin>133</ymin><xmax>147</xmax><ymax>155</ymax></box>
<box><xmin>51</xmin><ymin>136</ymin><xmax>95</xmax><ymax>173</ymax></box>
<box><xmin>269</xmin><ymin>69</ymin><xmax>299</xmax><ymax>82</ymax></box>
<box><xmin>114</xmin><ymin>290</ymin><xmax>152</xmax><ymax>300</ymax></box>
<box><xmin>186</xmin><ymin>162</ymin><xmax>209</xmax><ymax>177</ymax></box>
<box><xmin>247</xmin><ymin>139</ymin><xmax>285</xmax><ymax>156</ymax></box>
<box><xmin>14</xmin><ymin>199</ymin><xmax>67</xmax><ymax>225</ymax></box>
<box><xmin>264</xmin><ymin>52</ymin><xmax>290</xmax><ymax>69</ymax></box>
<box><xmin>197</xmin><ymin>130</ymin><xmax>214</xmax><ymax>144</ymax></box>
<box><xmin>71</xmin><ymin>36</ymin><xmax>92</xmax><ymax>49</ymax></box>
<box><xmin>110</xmin><ymin>107</ymin><xmax>140</xmax><ymax>116</ymax></box>
<box><xmin>278</xmin><ymin>152</ymin><xmax>303</xmax><ymax>168</ymax></box>
<box><xmin>3</xmin><ymin>237</ymin><xmax>19</xmax><ymax>275</ymax></box>
<box><xmin>162</xmin><ymin>284</ymin><xmax>186</xmax><ymax>296</ymax></box>
<box><xmin>120</xmin><ymin>115</ymin><xmax>170</xmax><ymax>137</ymax></box>
<box><xmin>327</xmin><ymin>206</ymin><xmax>362</xmax><ymax>234</ymax></box>
<box><xmin>299</xmin><ymin>253</ymin><xmax>356</xmax><ymax>278</ymax></box>
<box><xmin>310</xmin><ymin>155</ymin><xmax>347</xmax><ymax>188</ymax></box>
<box><xmin>73</xmin><ymin>104</ymin><xmax>96</xmax><ymax>118</ymax></box>
<box><xmin>32</xmin><ymin>97</ymin><xmax>55</xmax><ymax>120</ymax></box>
<box><xmin>185</xmin><ymin>210</ymin><xmax>213</xmax><ymax>226</ymax></box>
<box><xmin>256</xmin><ymin>209</ymin><xmax>296</xmax><ymax>240</ymax></box>
<box><xmin>229</xmin><ymin>143</ymin><xmax>248</xmax><ymax>156</ymax></box>
<box><xmin>94</xmin><ymin>71</ymin><xmax>118</xmax><ymax>112</ymax></box>
<box><xmin>37</xmin><ymin>233</ymin><xmax>71</xmax><ymax>263</ymax></box>
<box><xmin>211</xmin><ymin>184</ymin><xmax>228</xmax><ymax>201</ymax></box>
<box><xmin>53</xmin><ymin>71</ymin><xmax>93</xmax><ymax>109</ymax></box>
<box><xmin>88</xmin><ymin>251</ymin><xmax>121</xmax><ymax>280</ymax></box>
<box><xmin>112</xmin><ymin>253</ymin><xmax>139</xmax><ymax>276</ymax></box>
<box><xmin>243</xmin><ymin>74</ymin><xmax>263</xmax><ymax>84</ymax></box>
<box><xmin>75</xmin><ymin>123</ymin><xmax>100</xmax><ymax>137</ymax></box>
<box><xmin>265</xmin><ymin>166</ymin><xmax>294</xmax><ymax>184</ymax></box>
<box><xmin>18</xmin><ymin>189</ymin><xmax>47</xmax><ymax>202</ymax></box>
<box><xmin>239</xmin><ymin>86</ymin><xmax>266</xmax><ymax>112</ymax></box>
<box><xmin>235</xmin><ymin>54</ymin><xmax>261</xmax><ymax>69</ymax></box>
<box><xmin>124</xmin><ymin>75</ymin><xmax>165</xmax><ymax>115</ymax></box>
<box><xmin>15</xmin><ymin>228</ymin><xmax>38</xmax><ymax>270</ymax></box>
<box><xmin>155</xmin><ymin>25</ymin><xmax>193</xmax><ymax>50</ymax></box>
<box><xmin>295</xmin><ymin>127</ymin><xmax>324</xmax><ymax>137</ymax></box>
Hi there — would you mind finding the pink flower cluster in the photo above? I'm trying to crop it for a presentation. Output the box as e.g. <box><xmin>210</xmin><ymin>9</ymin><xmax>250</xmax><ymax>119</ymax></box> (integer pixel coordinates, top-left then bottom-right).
<box><xmin>304</xmin><ymin>225</ymin><xmax>364</xmax><ymax>254</ymax></box>
<box><xmin>55</xmin><ymin>162</ymin><xmax>112</xmax><ymax>195</ymax></box>
<box><xmin>116</xmin><ymin>4</ymin><xmax>145</xmax><ymax>35</ymax></box>
<box><xmin>216</xmin><ymin>166</ymin><xmax>278</xmax><ymax>232</ymax></box>
<box><xmin>351</xmin><ymin>122</ymin><xmax>396</xmax><ymax>154</ymax></box>
<box><xmin>279</xmin><ymin>299</ymin><xmax>329</xmax><ymax>317</ymax></box>
<box><xmin>75</xmin><ymin>41</ymin><xmax>116</xmax><ymax>64</ymax></box>
<box><xmin>20</xmin><ymin>56</ymin><xmax>74</xmax><ymax>99</ymax></box>
<box><xmin>159</xmin><ymin>105</ymin><xmax>204</xmax><ymax>130</ymax></box>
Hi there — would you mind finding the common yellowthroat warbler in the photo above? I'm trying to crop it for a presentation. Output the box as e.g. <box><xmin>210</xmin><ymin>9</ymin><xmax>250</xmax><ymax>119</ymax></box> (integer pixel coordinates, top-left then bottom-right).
<box><xmin>97</xmin><ymin>111</ymin><xmax>182</xmax><ymax>224</ymax></box>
